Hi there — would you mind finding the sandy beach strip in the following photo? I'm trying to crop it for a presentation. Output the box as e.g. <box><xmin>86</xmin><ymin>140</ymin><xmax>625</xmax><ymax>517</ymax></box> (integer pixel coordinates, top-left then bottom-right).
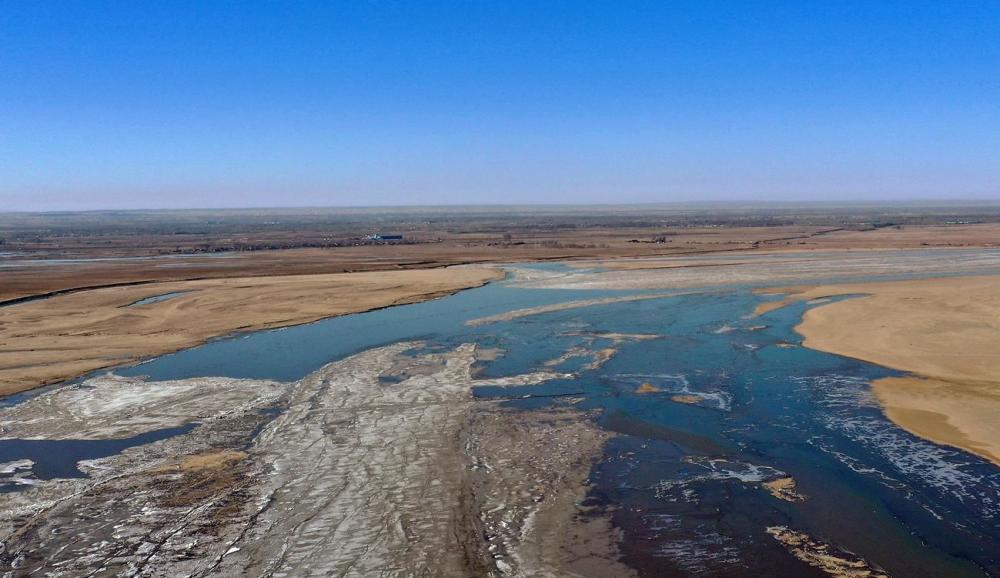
<box><xmin>775</xmin><ymin>274</ymin><xmax>1000</xmax><ymax>466</ymax></box>
<box><xmin>0</xmin><ymin>267</ymin><xmax>502</xmax><ymax>396</ymax></box>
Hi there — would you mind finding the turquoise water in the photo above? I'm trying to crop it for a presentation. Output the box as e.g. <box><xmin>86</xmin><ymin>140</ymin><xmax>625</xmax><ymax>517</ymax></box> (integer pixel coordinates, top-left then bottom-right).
<box><xmin>49</xmin><ymin>267</ymin><xmax>1000</xmax><ymax>575</ymax></box>
<box><xmin>118</xmin><ymin>281</ymin><xmax>640</xmax><ymax>382</ymax></box>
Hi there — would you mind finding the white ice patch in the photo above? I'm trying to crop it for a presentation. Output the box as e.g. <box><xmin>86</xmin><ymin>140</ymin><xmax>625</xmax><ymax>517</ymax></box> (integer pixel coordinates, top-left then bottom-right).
<box><xmin>653</xmin><ymin>456</ymin><xmax>786</xmax><ymax>501</ymax></box>
<box><xmin>645</xmin><ymin>514</ymin><xmax>742</xmax><ymax>573</ymax></box>
<box><xmin>0</xmin><ymin>459</ymin><xmax>36</xmax><ymax>488</ymax></box>
<box><xmin>0</xmin><ymin>459</ymin><xmax>33</xmax><ymax>474</ymax></box>
<box><xmin>615</xmin><ymin>373</ymin><xmax>733</xmax><ymax>411</ymax></box>
<box><xmin>793</xmin><ymin>374</ymin><xmax>1000</xmax><ymax>520</ymax></box>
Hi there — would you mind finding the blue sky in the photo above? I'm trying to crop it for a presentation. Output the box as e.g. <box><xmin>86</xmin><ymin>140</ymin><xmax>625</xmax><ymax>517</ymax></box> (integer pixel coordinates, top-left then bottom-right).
<box><xmin>2</xmin><ymin>1</ymin><xmax>998</xmax><ymax>210</ymax></box>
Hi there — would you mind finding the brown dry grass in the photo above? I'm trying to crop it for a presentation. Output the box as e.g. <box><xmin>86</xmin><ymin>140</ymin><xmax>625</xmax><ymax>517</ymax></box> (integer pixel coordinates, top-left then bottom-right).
<box><xmin>0</xmin><ymin>267</ymin><xmax>501</xmax><ymax>396</ymax></box>
<box><xmin>15</xmin><ymin>222</ymin><xmax>991</xmax><ymax>303</ymax></box>
<box><xmin>180</xmin><ymin>451</ymin><xmax>248</xmax><ymax>471</ymax></box>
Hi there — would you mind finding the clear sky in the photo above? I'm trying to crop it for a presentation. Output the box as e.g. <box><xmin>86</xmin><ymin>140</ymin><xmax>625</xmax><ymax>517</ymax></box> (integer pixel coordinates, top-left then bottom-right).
<box><xmin>2</xmin><ymin>1</ymin><xmax>998</xmax><ymax>211</ymax></box>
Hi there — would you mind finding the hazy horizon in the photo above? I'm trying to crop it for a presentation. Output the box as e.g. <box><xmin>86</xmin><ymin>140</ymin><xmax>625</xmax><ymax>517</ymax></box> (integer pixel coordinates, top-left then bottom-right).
<box><xmin>3</xmin><ymin>2</ymin><xmax>998</xmax><ymax>211</ymax></box>
<box><xmin>9</xmin><ymin>198</ymin><xmax>1000</xmax><ymax>217</ymax></box>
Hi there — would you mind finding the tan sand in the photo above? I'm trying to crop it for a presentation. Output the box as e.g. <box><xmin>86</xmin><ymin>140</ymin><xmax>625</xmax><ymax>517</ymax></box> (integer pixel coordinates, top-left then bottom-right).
<box><xmin>0</xmin><ymin>267</ymin><xmax>501</xmax><ymax>396</ymax></box>
<box><xmin>872</xmin><ymin>376</ymin><xmax>1000</xmax><ymax>468</ymax></box>
<box><xmin>762</xmin><ymin>476</ymin><xmax>807</xmax><ymax>502</ymax></box>
<box><xmin>754</xmin><ymin>299</ymin><xmax>795</xmax><ymax>316</ymax></box>
<box><xmin>787</xmin><ymin>274</ymin><xmax>1000</xmax><ymax>466</ymax></box>
<box><xmin>766</xmin><ymin>526</ymin><xmax>888</xmax><ymax>578</ymax></box>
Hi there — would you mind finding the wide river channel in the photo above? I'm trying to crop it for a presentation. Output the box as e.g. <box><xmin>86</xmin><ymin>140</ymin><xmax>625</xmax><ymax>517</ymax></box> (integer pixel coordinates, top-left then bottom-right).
<box><xmin>6</xmin><ymin>260</ymin><xmax>1000</xmax><ymax>576</ymax></box>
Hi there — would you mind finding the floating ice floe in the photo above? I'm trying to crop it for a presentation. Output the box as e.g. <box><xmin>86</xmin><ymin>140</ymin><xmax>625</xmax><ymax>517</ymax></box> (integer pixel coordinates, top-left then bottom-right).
<box><xmin>653</xmin><ymin>456</ymin><xmax>802</xmax><ymax>503</ymax></box>
<box><xmin>0</xmin><ymin>458</ymin><xmax>33</xmax><ymax>474</ymax></box>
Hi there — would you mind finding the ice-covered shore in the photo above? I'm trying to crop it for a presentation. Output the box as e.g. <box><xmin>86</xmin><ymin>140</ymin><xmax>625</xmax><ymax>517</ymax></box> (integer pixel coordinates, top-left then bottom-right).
<box><xmin>0</xmin><ymin>341</ymin><xmax>625</xmax><ymax>576</ymax></box>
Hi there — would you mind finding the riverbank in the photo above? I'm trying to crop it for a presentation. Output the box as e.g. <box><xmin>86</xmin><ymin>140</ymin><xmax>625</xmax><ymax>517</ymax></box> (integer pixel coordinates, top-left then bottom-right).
<box><xmin>0</xmin><ymin>267</ymin><xmax>503</xmax><ymax>396</ymax></box>
<box><xmin>776</xmin><ymin>275</ymin><xmax>1000</xmax><ymax>466</ymax></box>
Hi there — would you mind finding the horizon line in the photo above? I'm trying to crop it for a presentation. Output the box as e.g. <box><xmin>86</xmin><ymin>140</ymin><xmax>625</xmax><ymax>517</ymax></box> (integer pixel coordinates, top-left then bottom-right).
<box><xmin>6</xmin><ymin>197</ymin><xmax>1000</xmax><ymax>216</ymax></box>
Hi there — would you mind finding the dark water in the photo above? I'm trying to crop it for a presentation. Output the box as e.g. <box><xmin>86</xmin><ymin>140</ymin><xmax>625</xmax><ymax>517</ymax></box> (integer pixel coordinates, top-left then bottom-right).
<box><xmin>11</xmin><ymin>264</ymin><xmax>1000</xmax><ymax>576</ymax></box>
<box><xmin>468</xmin><ymin>287</ymin><xmax>998</xmax><ymax>576</ymax></box>
<box><xmin>0</xmin><ymin>424</ymin><xmax>195</xmax><ymax>491</ymax></box>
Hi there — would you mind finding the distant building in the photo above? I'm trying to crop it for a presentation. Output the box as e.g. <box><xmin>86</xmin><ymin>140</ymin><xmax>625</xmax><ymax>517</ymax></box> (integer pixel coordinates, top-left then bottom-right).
<box><xmin>365</xmin><ymin>234</ymin><xmax>404</xmax><ymax>241</ymax></box>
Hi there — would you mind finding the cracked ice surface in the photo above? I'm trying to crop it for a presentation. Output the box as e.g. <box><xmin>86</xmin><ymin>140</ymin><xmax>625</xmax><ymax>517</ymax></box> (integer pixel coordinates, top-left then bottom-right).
<box><xmin>0</xmin><ymin>340</ymin><xmax>613</xmax><ymax>576</ymax></box>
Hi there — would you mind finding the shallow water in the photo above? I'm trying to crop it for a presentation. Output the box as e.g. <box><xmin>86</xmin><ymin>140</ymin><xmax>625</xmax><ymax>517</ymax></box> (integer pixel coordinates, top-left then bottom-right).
<box><xmin>117</xmin><ymin>281</ymin><xmax>640</xmax><ymax>382</ymax></box>
<box><xmin>11</xmin><ymin>259</ymin><xmax>1000</xmax><ymax>576</ymax></box>
<box><xmin>0</xmin><ymin>424</ymin><xmax>195</xmax><ymax>491</ymax></box>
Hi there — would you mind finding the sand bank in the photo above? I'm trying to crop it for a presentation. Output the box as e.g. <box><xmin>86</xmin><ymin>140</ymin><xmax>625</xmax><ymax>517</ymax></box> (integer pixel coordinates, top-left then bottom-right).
<box><xmin>781</xmin><ymin>274</ymin><xmax>1000</xmax><ymax>466</ymax></box>
<box><xmin>0</xmin><ymin>267</ymin><xmax>502</xmax><ymax>396</ymax></box>
<box><xmin>466</xmin><ymin>293</ymin><xmax>679</xmax><ymax>326</ymax></box>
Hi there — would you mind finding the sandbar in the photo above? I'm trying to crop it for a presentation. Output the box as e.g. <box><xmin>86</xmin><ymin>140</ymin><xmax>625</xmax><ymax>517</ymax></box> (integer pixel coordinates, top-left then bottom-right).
<box><xmin>788</xmin><ymin>274</ymin><xmax>1000</xmax><ymax>466</ymax></box>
